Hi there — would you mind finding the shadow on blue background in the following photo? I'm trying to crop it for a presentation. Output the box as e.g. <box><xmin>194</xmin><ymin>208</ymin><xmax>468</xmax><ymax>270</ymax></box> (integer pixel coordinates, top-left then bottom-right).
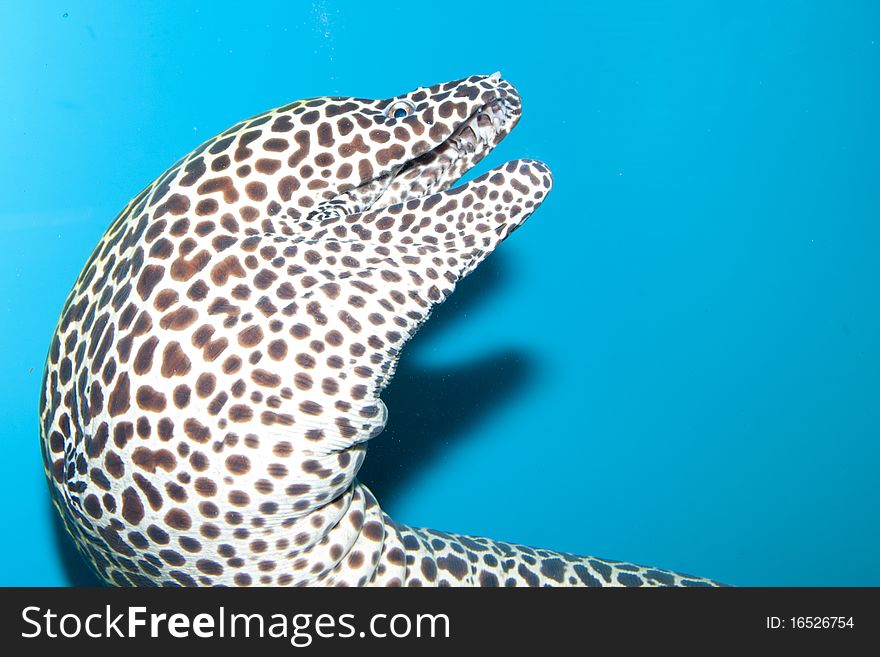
<box><xmin>361</xmin><ymin>255</ymin><xmax>538</xmax><ymax>505</ymax></box>
<box><xmin>1</xmin><ymin>1</ymin><xmax>878</xmax><ymax>586</ymax></box>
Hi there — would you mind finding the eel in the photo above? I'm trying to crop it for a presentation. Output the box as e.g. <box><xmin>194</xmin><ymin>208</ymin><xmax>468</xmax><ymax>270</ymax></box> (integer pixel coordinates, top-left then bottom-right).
<box><xmin>39</xmin><ymin>73</ymin><xmax>721</xmax><ymax>587</ymax></box>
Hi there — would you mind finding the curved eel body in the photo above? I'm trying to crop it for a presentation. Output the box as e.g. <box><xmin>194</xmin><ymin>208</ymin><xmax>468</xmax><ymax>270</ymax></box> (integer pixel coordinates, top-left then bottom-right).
<box><xmin>39</xmin><ymin>74</ymin><xmax>721</xmax><ymax>587</ymax></box>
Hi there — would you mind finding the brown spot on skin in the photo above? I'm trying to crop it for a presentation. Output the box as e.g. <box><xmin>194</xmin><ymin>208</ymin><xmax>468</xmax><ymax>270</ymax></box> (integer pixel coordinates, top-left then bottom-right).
<box><xmin>132</xmin><ymin>447</ymin><xmax>177</xmax><ymax>473</ymax></box>
<box><xmin>231</xmin><ymin>379</ymin><xmax>247</xmax><ymax>398</ymax></box>
<box><xmin>238</xmin><ymin>325</ymin><xmax>264</xmax><ymax>348</ymax></box>
<box><xmin>173</xmin><ymin>384</ymin><xmax>191</xmax><ymax>409</ymax></box>
<box><xmin>357</xmin><ymin>158</ymin><xmax>373</xmax><ymax>183</ymax></box>
<box><xmin>146</xmin><ymin>524</ymin><xmax>170</xmax><ymax>544</ymax></box>
<box><xmin>228</xmin><ymin>404</ymin><xmax>254</xmax><ymax>423</ymax></box>
<box><xmin>288</xmin><ymin>130</ymin><xmax>311</xmax><ymax>167</ymax></box>
<box><xmin>197</xmin><ymin>559</ymin><xmax>224</xmax><ymax>576</ymax></box>
<box><xmin>136</xmin><ymin>417</ymin><xmax>151</xmax><ymax>438</ymax></box>
<box><xmin>192</xmin><ymin>324</ymin><xmax>215</xmax><ymax>348</ymax></box>
<box><xmin>187</xmin><ymin>280</ymin><xmax>211</xmax><ymax>302</ymax></box>
<box><xmin>168</xmin><ymin>218</ymin><xmax>190</xmax><ymax>237</ymax></box>
<box><xmin>196</xmin><ymin>198</ymin><xmax>219</xmax><ymax>215</ymax></box>
<box><xmin>155</xmin><ymin>193</ymin><xmax>190</xmax><ymax>218</ymax></box>
<box><xmin>338</xmin><ymin>310</ymin><xmax>362</xmax><ymax>333</ymax></box>
<box><xmin>83</xmin><ymin>494</ymin><xmax>102</xmax><ymax>519</ymax></box>
<box><xmin>420</xmin><ymin>558</ymin><xmax>438</xmax><ymax>581</ymax></box>
<box><xmin>165</xmin><ymin>508</ymin><xmax>193</xmax><ymax>531</ymax></box>
<box><xmin>158</xmin><ymin>418</ymin><xmax>174</xmax><ymax>440</ymax></box>
<box><xmin>197</xmin><ymin>176</ymin><xmax>239</xmax><ymax>203</ymax></box>
<box><xmin>290</xmin><ymin>323</ymin><xmax>311</xmax><ymax>339</ymax></box>
<box><xmin>170</xmin><ymin>250</ymin><xmax>211</xmax><ymax>281</ymax></box>
<box><xmin>277</xmin><ymin>175</ymin><xmax>300</xmax><ymax>201</ymax></box>
<box><xmin>136</xmin><ymin>385</ymin><xmax>166</xmax><ymax>412</ymax></box>
<box><xmin>438</xmin><ymin>554</ymin><xmax>469</xmax><ymax>580</ymax></box>
<box><xmin>255</xmin><ymin>158</ymin><xmax>281</xmax><ymax>174</ymax></box>
<box><xmin>121</xmin><ymin>487</ymin><xmax>144</xmax><ymax>524</ymax></box>
<box><xmin>194</xmin><ymin>477</ymin><xmax>217</xmax><ymax>496</ymax></box>
<box><xmin>136</xmin><ymin>265</ymin><xmax>164</xmax><ymax>301</ymax></box>
<box><xmin>294</xmin><ymin>372</ymin><xmax>313</xmax><ymax>391</ymax></box>
<box><xmin>179</xmin><ymin>156</ymin><xmax>207</xmax><ymax>186</ymax></box>
<box><xmin>429</xmin><ymin>123</ymin><xmax>451</xmax><ymax>142</ymax></box>
<box><xmin>153</xmin><ymin>288</ymin><xmax>178</xmax><ymax>310</ymax></box>
<box><xmin>196</xmin><ymin>373</ymin><xmax>216</xmax><ymax>398</ymax></box>
<box><xmin>101</xmin><ymin>451</ymin><xmax>124</xmax><ymax>479</ymax></box>
<box><xmin>388</xmin><ymin>548</ymin><xmax>405</xmax><ymax>566</ymax></box>
<box><xmin>203</xmin><ymin>337</ymin><xmax>229</xmax><ymax>361</ymax></box>
<box><xmin>179</xmin><ymin>536</ymin><xmax>201</xmax><ymax>552</ymax></box>
<box><xmin>315</xmin><ymin>152</ymin><xmax>335</xmax><ymax>167</ymax></box>
<box><xmin>264</xmin><ymin>138</ymin><xmax>289</xmax><ymax>152</ymax></box>
<box><xmin>253</xmin><ymin>269</ymin><xmax>278</xmax><ymax>290</ymax></box>
<box><xmin>222</xmin><ymin>355</ymin><xmax>242</xmax><ymax>374</ymax></box>
<box><xmin>132</xmin><ymin>336</ymin><xmax>159</xmax><ymax>375</ymax></box>
<box><xmin>160</xmin><ymin>306</ymin><xmax>198</xmax><ymax>331</ymax></box>
<box><xmin>376</xmin><ymin>144</ymin><xmax>405</xmax><ymax>166</ymax></box>
<box><xmin>267</xmin><ymin>340</ymin><xmax>288</xmax><ymax>360</ymax></box>
<box><xmin>339</xmin><ymin>134</ymin><xmax>369</xmax><ymax>159</ymax></box>
<box><xmin>84</xmin><ymin>424</ymin><xmax>108</xmax><ymax>458</ymax></box>
<box><xmin>133</xmin><ymin>473</ymin><xmax>164</xmax><ymax>511</ymax></box>
<box><xmin>299</xmin><ymin>400</ymin><xmax>322</xmax><ymax>415</ymax></box>
<box><xmin>226</xmin><ymin>454</ymin><xmax>251</xmax><ymax>475</ymax></box>
<box><xmin>161</xmin><ymin>341</ymin><xmax>191</xmax><ymax>377</ymax></box>
<box><xmin>272</xmin><ymin>442</ymin><xmax>293</xmax><ymax>458</ymax></box>
<box><xmin>210</xmin><ymin>255</ymin><xmax>247</xmax><ymax>286</ymax></box>
<box><xmin>517</xmin><ymin>563</ymin><xmax>541</xmax><ymax>587</ymax></box>
<box><xmin>201</xmin><ymin>524</ymin><xmax>221</xmax><ymax>539</ymax></box>
<box><xmin>245</xmin><ymin>181</ymin><xmax>267</xmax><ymax>201</ymax></box>
<box><xmin>108</xmin><ymin>373</ymin><xmax>131</xmax><ymax>416</ymax></box>
<box><xmin>363</xmin><ymin>521</ymin><xmax>383</xmax><ymax>541</ymax></box>
<box><xmin>272</xmin><ymin>115</ymin><xmax>294</xmax><ymax>132</ymax></box>
<box><xmin>251</xmin><ymin>369</ymin><xmax>281</xmax><ymax>387</ymax></box>
<box><xmin>320</xmin><ymin>282</ymin><xmax>340</xmax><ymax>299</ymax></box>
<box><xmin>184</xmin><ymin>418</ymin><xmax>211</xmax><ymax>443</ymax></box>
<box><xmin>317</xmin><ymin>122</ymin><xmax>334</xmax><ymax>147</ymax></box>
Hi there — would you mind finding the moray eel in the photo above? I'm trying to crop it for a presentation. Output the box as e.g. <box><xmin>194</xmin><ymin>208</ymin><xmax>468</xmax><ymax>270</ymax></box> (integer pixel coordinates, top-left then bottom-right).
<box><xmin>39</xmin><ymin>73</ymin><xmax>721</xmax><ymax>587</ymax></box>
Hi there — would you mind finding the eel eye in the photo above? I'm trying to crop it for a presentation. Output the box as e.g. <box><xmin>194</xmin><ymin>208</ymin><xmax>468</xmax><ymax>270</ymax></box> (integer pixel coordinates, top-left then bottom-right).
<box><xmin>385</xmin><ymin>99</ymin><xmax>415</xmax><ymax>120</ymax></box>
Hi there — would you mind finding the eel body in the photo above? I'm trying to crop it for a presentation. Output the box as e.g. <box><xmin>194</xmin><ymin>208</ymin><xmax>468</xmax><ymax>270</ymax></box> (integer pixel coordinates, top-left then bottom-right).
<box><xmin>39</xmin><ymin>73</ymin><xmax>721</xmax><ymax>587</ymax></box>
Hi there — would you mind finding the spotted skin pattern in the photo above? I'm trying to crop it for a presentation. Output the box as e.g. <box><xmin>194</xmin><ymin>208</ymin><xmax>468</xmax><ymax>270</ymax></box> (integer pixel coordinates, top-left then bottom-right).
<box><xmin>39</xmin><ymin>73</ymin><xmax>721</xmax><ymax>587</ymax></box>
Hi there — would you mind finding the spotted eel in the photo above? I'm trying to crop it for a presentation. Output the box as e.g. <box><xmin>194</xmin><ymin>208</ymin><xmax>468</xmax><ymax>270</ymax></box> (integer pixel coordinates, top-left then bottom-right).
<box><xmin>39</xmin><ymin>73</ymin><xmax>721</xmax><ymax>587</ymax></box>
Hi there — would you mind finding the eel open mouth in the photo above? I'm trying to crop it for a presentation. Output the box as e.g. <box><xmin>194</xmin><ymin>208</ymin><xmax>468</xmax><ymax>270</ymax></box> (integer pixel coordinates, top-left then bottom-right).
<box><xmin>370</xmin><ymin>88</ymin><xmax>520</xmax><ymax>209</ymax></box>
<box><xmin>321</xmin><ymin>74</ymin><xmax>522</xmax><ymax>218</ymax></box>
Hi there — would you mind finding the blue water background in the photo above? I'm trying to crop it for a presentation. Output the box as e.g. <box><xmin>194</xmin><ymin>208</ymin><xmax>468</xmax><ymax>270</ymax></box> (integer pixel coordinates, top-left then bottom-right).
<box><xmin>1</xmin><ymin>1</ymin><xmax>878</xmax><ymax>586</ymax></box>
